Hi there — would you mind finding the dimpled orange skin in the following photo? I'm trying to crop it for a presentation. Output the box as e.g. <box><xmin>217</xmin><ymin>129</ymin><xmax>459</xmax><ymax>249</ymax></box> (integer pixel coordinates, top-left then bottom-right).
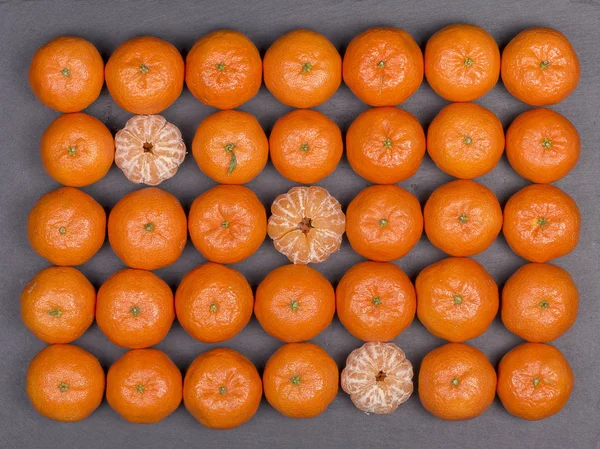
<box><xmin>427</xmin><ymin>103</ymin><xmax>505</xmax><ymax>179</ymax></box>
<box><xmin>21</xmin><ymin>267</ymin><xmax>96</xmax><ymax>344</ymax></box>
<box><xmin>175</xmin><ymin>263</ymin><xmax>253</xmax><ymax>343</ymax></box>
<box><xmin>255</xmin><ymin>264</ymin><xmax>335</xmax><ymax>343</ymax></box>
<box><xmin>497</xmin><ymin>342</ymin><xmax>574</xmax><ymax>420</ymax></box>
<box><xmin>418</xmin><ymin>343</ymin><xmax>497</xmax><ymax>420</ymax></box>
<box><xmin>28</xmin><ymin>187</ymin><xmax>106</xmax><ymax>266</ymax></box>
<box><xmin>105</xmin><ymin>36</ymin><xmax>184</xmax><ymax>114</ymax></box>
<box><xmin>415</xmin><ymin>257</ymin><xmax>499</xmax><ymax>342</ymax></box>
<box><xmin>346</xmin><ymin>107</ymin><xmax>426</xmax><ymax>184</ymax></box>
<box><xmin>343</xmin><ymin>28</ymin><xmax>423</xmax><ymax>106</ymax></box>
<box><xmin>263</xmin><ymin>29</ymin><xmax>342</xmax><ymax>108</ymax></box>
<box><xmin>424</xmin><ymin>180</ymin><xmax>502</xmax><ymax>257</ymax></box>
<box><xmin>505</xmin><ymin>108</ymin><xmax>580</xmax><ymax>184</ymax></box>
<box><xmin>107</xmin><ymin>349</ymin><xmax>182</xmax><ymax>423</ymax></box>
<box><xmin>184</xmin><ymin>348</ymin><xmax>262</xmax><ymax>429</ymax></box>
<box><xmin>186</xmin><ymin>30</ymin><xmax>262</xmax><ymax>110</ymax></box>
<box><xmin>192</xmin><ymin>110</ymin><xmax>268</xmax><ymax>185</ymax></box>
<box><xmin>108</xmin><ymin>187</ymin><xmax>187</xmax><ymax>270</ymax></box>
<box><xmin>26</xmin><ymin>344</ymin><xmax>105</xmax><ymax>422</ymax></box>
<box><xmin>270</xmin><ymin>109</ymin><xmax>343</xmax><ymax>184</ymax></box>
<box><xmin>346</xmin><ymin>185</ymin><xmax>423</xmax><ymax>261</ymax></box>
<box><xmin>263</xmin><ymin>342</ymin><xmax>339</xmax><ymax>418</ymax></box>
<box><xmin>188</xmin><ymin>185</ymin><xmax>266</xmax><ymax>264</ymax></box>
<box><xmin>29</xmin><ymin>36</ymin><xmax>104</xmax><ymax>113</ymax></box>
<box><xmin>425</xmin><ymin>24</ymin><xmax>500</xmax><ymax>102</ymax></box>
<box><xmin>336</xmin><ymin>261</ymin><xmax>416</xmax><ymax>342</ymax></box>
<box><xmin>41</xmin><ymin>113</ymin><xmax>114</xmax><ymax>187</ymax></box>
<box><xmin>502</xmin><ymin>184</ymin><xmax>580</xmax><ymax>263</ymax></box>
<box><xmin>501</xmin><ymin>28</ymin><xmax>580</xmax><ymax>106</ymax></box>
<box><xmin>96</xmin><ymin>269</ymin><xmax>174</xmax><ymax>349</ymax></box>
<box><xmin>502</xmin><ymin>263</ymin><xmax>578</xmax><ymax>342</ymax></box>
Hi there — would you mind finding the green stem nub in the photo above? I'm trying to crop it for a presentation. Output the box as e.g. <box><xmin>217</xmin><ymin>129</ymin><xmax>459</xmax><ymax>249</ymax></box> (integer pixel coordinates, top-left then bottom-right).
<box><xmin>539</xmin><ymin>300</ymin><xmax>550</xmax><ymax>309</ymax></box>
<box><xmin>377</xmin><ymin>60</ymin><xmax>385</xmax><ymax>68</ymax></box>
<box><xmin>139</xmin><ymin>63</ymin><xmax>150</xmax><ymax>74</ymax></box>
<box><xmin>541</xmin><ymin>138</ymin><xmax>552</xmax><ymax>149</ymax></box>
<box><xmin>383</xmin><ymin>138</ymin><xmax>393</xmax><ymax>148</ymax></box>
<box><xmin>61</xmin><ymin>67</ymin><xmax>70</xmax><ymax>77</ymax></box>
<box><xmin>58</xmin><ymin>227</ymin><xmax>67</xmax><ymax>234</ymax></box>
<box><xmin>67</xmin><ymin>146</ymin><xmax>76</xmax><ymax>156</ymax></box>
<box><xmin>372</xmin><ymin>296</ymin><xmax>382</xmax><ymax>306</ymax></box>
<box><xmin>302</xmin><ymin>62</ymin><xmax>312</xmax><ymax>73</ymax></box>
<box><xmin>216</xmin><ymin>62</ymin><xmax>226</xmax><ymax>72</ymax></box>
<box><xmin>288</xmin><ymin>299</ymin><xmax>300</xmax><ymax>312</ymax></box>
<box><xmin>209</xmin><ymin>303</ymin><xmax>218</xmax><ymax>313</ymax></box>
<box><xmin>537</xmin><ymin>217</ymin><xmax>548</xmax><ymax>227</ymax></box>
<box><xmin>290</xmin><ymin>375</ymin><xmax>301</xmax><ymax>385</ymax></box>
<box><xmin>221</xmin><ymin>221</ymin><xmax>229</xmax><ymax>229</ymax></box>
<box><xmin>464</xmin><ymin>136</ymin><xmax>473</xmax><ymax>145</ymax></box>
<box><xmin>48</xmin><ymin>308</ymin><xmax>62</xmax><ymax>317</ymax></box>
<box><xmin>300</xmin><ymin>143</ymin><xmax>309</xmax><ymax>152</ymax></box>
<box><xmin>533</xmin><ymin>377</ymin><xmax>541</xmax><ymax>388</ymax></box>
<box><xmin>459</xmin><ymin>213</ymin><xmax>468</xmax><ymax>224</ymax></box>
<box><xmin>379</xmin><ymin>218</ymin><xmax>388</xmax><ymax>227</ymax></box>
<box><xmin>464</xmin><ymin>57</ymin><xmax>474</xmax><ymax>67</ymax></box>
<box><xmin>136</xmin><ymin>384</ymin><xmax>144</xmax><ymax>393</ymax></box>
<box><xmin>219</xmin><ymin>386</ymin><xmax>227</xmax><ymax>395</ymax></box>
<box><xmin>540</xmin><ymin>60</ymin><xmax>549</xmax><ymax>70</ymax></box>
<box><xmin>224</xmin><ymin>143</ymin><xmax>237</xmax><ymax>175</ymax></box>
<box><xmin>144</xmin><ymin>223</ymin><xmax>154</xmax><ymax>232</ymax></box>
<box><xmin>453</xmin><ymin>294</ymin><xmax>463</xmax><ymax>305</ymax></box>
<box><xmin>59</xmin><ymin>382</ymin><xmax>69</xmax><ymax>392</ymax></box>
<box><xmin>451</xmin><ymin>377</ymin><xmax>460</xmax><ymax>386</ymax></box>
<box><xmin>130</xmin><ymin>305</ymin><xmax>141</xmax><ymax>318</ymax></box>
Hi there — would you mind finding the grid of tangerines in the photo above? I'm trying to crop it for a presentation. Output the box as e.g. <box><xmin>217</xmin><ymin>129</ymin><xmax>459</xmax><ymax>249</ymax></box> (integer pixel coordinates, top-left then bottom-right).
<box><xmin>23</xmin><ymin>25</ymin><xmax>581</xmax><ymax>425</ymax></box>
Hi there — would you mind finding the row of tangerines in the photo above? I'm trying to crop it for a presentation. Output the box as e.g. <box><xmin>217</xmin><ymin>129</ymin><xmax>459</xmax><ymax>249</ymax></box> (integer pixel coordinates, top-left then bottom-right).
<box><xmin>30</xmin><ymin>26</ymin><xmax>579</xmax><ymax>116</ymax></box>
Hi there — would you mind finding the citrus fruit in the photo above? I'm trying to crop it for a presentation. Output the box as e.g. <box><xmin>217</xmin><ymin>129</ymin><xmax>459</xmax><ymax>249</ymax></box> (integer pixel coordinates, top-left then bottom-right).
<box><xmin>343</xmin><ymin>27</ymin><xmax>423</xmax><ymax>106</ymax></box>
<box><xmin>192</xmin><ymin>110</ymin><xmax>268</xmax><ymax>185</ymax></box>
<box><xmin>502</xmin><ymin>184</ymin><xmax>580</xmax><ymax>262</ymax></box>
<box><xmin>336</xmin><ymin>261</ymin><xmax>416</xmax><ymax>341</ymax></box>
<box><xmin>427</xmin><ymin>103</ymin><xmax>504</xmax><ymax>179</ymax></box>
<box><xmin>41</xmin><ymin>113</ymin><xmax>114</xmax><ymax>187</ymax></box>
<box><xmin>263</xmin><ymin>342</ymin><xmax>338</xmax><ymax>418</ymax></box>
<box><xmin>255</xmin><ymin>264</ymin><xmax>335</xmax><ymax>342</ymax></box>
<box><xmin>29</xmin><ymin>36</ymin><xmax>104</xmax><ymax>113</ymax></box>
<box><xmin>115</xmin><ymin>114</ymin><xmax>186</xmax><ymax>186</ymax></box>
<box><xmin>263</xmin><ymin>29</ymin><xmax>341</xmax><ymax>108</ymax></box>
<box><xmin>501</xmin><ymin>27</ymin><xmax>580</xmax><ymax>106</ymax></box>
<box><xmin>188</xmin><ymin>185</ymin><xmax>266</xmax><ymax>264</ymax></box>
<box><xmin>497</xmin><ymin>342</ymin><xmax>573</xmax><ymax>420</ymax></box>
<box><xmin>269</xmin><ymin>109</ymin><xmax>342</xmax><ymax>184</ymax></box>
<box><xmin>28</xmin><ymin>187</ymin><xmax>106</xmax><ymax>266</ymax></box>
<box><xmin>346</xmin><ymin>107</ymin><xmax>425</xmax><ymax>184</ymax></box>
<box><xmin>175</xmin><ymin>263</ymin><xmax>253</xmax><ymax>343</ymax></box>
<box><xmin>186</xmin><ymin>30</ymin><xmax>262</xmax><ymax>110</ymax></box>
<box><xmin>107</xmin><ymin>348</ymin><xmax>182</xmax><ymax>423</ymax></box>
<box><xmin>26</xmin><ymin>344</ymin><xmax>105</xmax><ymax>422</ymax></box>
<box><xmin>415</xmin><ymin>257</ymin><xmax>499</xmax><ymax>342</ymax></box>
<box><xmin>424</xmin><ymin>180</ymin><xmax>502</xmax><ymax>256</ymax></box>
<box><xmin>502</xmin><ymin>263</ymin><xmax>578</xmax><ymax>342</ymax></box>
<box><xmin>424</xmin><ymin>24</ymin><xmax>500</xmax><ymax>102</ymax></box>
<box><xmin>105</xmin><ymin>36</ymin><xmax>184</xmax><ymax>114</ymax></box>
<box><xmin>346</xmin><ymin>185</ymin><xmax>422</xmax><ymax>261</ymax></box>
<box><xmin>96</xmin><ymin>268</ymin><xmax>174</xmax><ymax>348</ymax></box>
<box><xmin>108</xmin><ymin>187</ymin><xmax>187</xmax><ymax>270</ymax></box>
<box><xmin>268</xmin><ymin>186</ymin><xmax>345</xmax><ymax>264</ymax></box>
<box><xmin>418</xmin><ymin>343</ymin><xmax>496</xmax><ymax>420</ymax></box>
<box><xmin>184</xmin><ymin>348</ymin><xmax>262</xmax><ymax>429</ymax></box>
<box><xmin>21</xmin><ymin>266</ymin><xmax>95</xmax><ymax>344</ymax></box>
<box><xmin>505</xmin><ymin>108</ymin><xmax>580</xmax><ymax>183</ymax></box>
<box><xmin>341</xmin><ymin>342</ymin><xmax>413</xmax><ymax>414</ymax></box>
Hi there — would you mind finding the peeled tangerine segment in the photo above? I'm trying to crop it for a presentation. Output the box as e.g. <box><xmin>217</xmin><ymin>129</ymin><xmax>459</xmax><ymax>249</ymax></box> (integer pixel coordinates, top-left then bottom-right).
<box><xmin>115</xmin><ymin>115</ymin><xmax>186</xmax><ymax>186</ymax></box>
<box><xmin>341</xmin><ymin>342</ymin><xmax>414</xmax><ymax>414</ymax></box>
<box><xmin>268</xmin><ymin>186</ymin><xmax>345</xmax><ymax>264</ymax></box>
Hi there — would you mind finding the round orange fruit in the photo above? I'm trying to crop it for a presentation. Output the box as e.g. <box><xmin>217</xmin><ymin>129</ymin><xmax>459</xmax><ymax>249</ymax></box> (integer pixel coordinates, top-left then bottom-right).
<box><xmin>346</xmin><ymin>107</ymin><xmax>425</xmax><ymax>184</ymax></box>
<box><xmin>96</xmin><ymin>268</ymin><xmax>174</xmax><ymax>349</ymax></box>
<box><xmin>502</xmin><ymin>263</ymin><xmax>578</xmax><ymax>342</ymax></box>
<box><xmin>424</xmin><ymin>180</ymin><xmax>502</xmax><ymax>256</ymax></box>
<box><xmin>264</xmin><ymin>29</ymin><xmax>341</xmax><ymax>108</ymax></box>
<box><xmin>192</xmin><ymin>110</ymin><xmax>268</xmax><ymax>185</ymax></box>
<box><xmin>502</xmin><ymin>184</ymin><xmax>580</xmax><ymax>263</ymax></box>
<box><xmin>501</xmin><ymin>28</ymin><xmax>580</xmax><ymax>106</ymax></box>
<box><xmin>263</xmin><ymin>342</ymin><xmax>338</xmax><ymax>418</ymax></box>
<box><xmin>343</xmin><ymin>27</ymin><xmax>423</xmax><ymax>106</ymax></box>
<box><xmin>28</xmin><ymin>187</ymin><xmax>106</xmax><ymax>266</ymax></box>
<box><xmin>336</xmin><ymin>261</ymin><xmax>416</xmax><ymax>341</ymax></box>
<box><xmin>255</xmin><ymin>264</ymin><xmax>335</xmax><ymax>342</ymax></box>
<box><xmin>105</xmin><ymin>36</ymin><xmax>184</xmax><ymax>114</ymax></box>
<box><xmin>425</xmin><ymin>24</ymin><xmax>500</xmax><ymax>102</ymax></box>
<box><xmin>21</xmin><ymin>266</ymin><xmax>95</xmax><ymax>344</ymax></box>
<box><xmin>505</xmin><ymin>108</ymin><xmax>580</xmax><ymax>184</ymax></box>
<box><xmin>108</xmin><ymin>187</ymin><xmax>187</xmax><ymax>270</ymax></box>
<box><xmin>184</xmin><ymin>348</ymin><xmax>262</xmax><ymax>429</ymax></box>
<box><xmin>107</xmin><ymin>348</ymin><xmax>182</xmax><ymax>423</ymax></box>
<box><xmin>29</xmin><ymin>36</ymin><xmax>104</xmax><ymax>113</ymax></box>
<box><xmin>415</xmin><ymin>257</ymin><xmax>499</xmax><ymax>342</ymax></box>
<box><xmin>346</xmin><ymin>185</ymin><xmax>423</xmax><ymax>261</ymax></box>
<box><xmin>269</xmin><ymin>109</ymin><xmax>342</xmax><ymax>184</ymax></box>
<box><xmin>186</xmin><ymin>30</ymin><xmax>262</xmax><ymax>110</ymax></box>
<box><xmin>427</xmin><ymin>103</ymin><xmax>504</xmax><ymax>179</ymax></box>
<box><xmin>188</xmin><ymin>185</ymin><xmax>266</xmax><ymax>264</ymax></box>
<box><xmin>175</xmin><ymin>263</ymin><xmax>253</xmax><ymax>343</ymax></box>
